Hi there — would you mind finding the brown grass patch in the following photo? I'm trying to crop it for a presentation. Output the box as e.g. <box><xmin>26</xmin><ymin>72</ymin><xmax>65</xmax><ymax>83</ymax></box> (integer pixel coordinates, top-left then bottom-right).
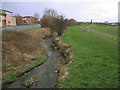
<box><xmin>23</xmin><ymin>75</ymin><xmax>38</xmax><ymax>88</ymax></box>
<box><xmin>53</xmin><ymin>36</ymin><xmax>74</xmax><ymax>87</ymax></box>
<box><xmin>53</xmin><ymin>37</ymin><xmax>74</xmax><ymax>63</ymax></box>
<box><xmin>55</xmin><ymin>57</ymin><xmax>70</xmax><ymax>88</ymax></box>
<box><xmin>2</xmin><ymin>28</ymin><xmax>50</xmax><ymax>84</ymax></box>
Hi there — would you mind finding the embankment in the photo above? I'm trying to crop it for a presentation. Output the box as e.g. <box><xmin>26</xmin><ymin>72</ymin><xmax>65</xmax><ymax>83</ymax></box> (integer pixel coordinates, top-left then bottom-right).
<box><xmin>2</xmin><ymin>28</ymin><xmax>50</xmax><ymax>85</ymax></box>
<box><xmin>52</xmin><ymin>36</ymin><xmax>74</xmax><ymax>88</ymax></box>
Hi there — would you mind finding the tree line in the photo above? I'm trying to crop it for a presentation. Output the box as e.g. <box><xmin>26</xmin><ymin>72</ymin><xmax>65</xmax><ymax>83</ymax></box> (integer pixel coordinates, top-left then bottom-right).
<box><xmin>41</xmin><ymin>8</ymin><xmax>79</xmax><ymax>36</ymax></box>
<box><xmin>15</xmin><ymin>8</ymin><xmax>79</xmax><ymax>36</ymax></box>
<box><xmin>15</xmin><ymin>13</ymin><xmax>40</xmax><ymax>25</ymax></box>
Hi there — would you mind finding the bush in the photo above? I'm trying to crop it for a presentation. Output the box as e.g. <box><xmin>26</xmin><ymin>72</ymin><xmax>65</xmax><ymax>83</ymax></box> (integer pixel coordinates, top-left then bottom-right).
<box><xmin>41</xmin><ymin>9</ymin><xmax>78</xmax><ymax>36</ymax></box>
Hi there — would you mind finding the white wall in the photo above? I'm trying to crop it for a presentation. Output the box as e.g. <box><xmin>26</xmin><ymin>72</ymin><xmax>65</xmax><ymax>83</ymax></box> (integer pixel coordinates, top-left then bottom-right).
<box><xmin>6</xmin><ymin>16</ymin><xmax>16</xmax><ymax>26</ymax></box>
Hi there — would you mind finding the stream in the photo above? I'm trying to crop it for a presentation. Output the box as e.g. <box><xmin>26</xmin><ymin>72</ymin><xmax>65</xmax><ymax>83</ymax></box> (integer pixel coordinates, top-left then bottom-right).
<box><xmin>8</xmin><ymin>38</ymin><xmax>60</xmax><ymax>88</ymax></box>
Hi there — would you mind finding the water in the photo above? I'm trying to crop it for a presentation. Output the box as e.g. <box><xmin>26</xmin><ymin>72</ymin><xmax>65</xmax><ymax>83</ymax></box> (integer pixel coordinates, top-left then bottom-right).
<box><xmin>8</xmin><ymin>38</ymin><xmax>60</xmax><ymax>88</ymax></box>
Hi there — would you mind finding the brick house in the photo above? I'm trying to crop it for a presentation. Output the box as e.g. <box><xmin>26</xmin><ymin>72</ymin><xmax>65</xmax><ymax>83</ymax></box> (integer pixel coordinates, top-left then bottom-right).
<box><xmin>22</xmin><ymin>16</ymin><xmax>36</xmax><ymax>24</ymax></box>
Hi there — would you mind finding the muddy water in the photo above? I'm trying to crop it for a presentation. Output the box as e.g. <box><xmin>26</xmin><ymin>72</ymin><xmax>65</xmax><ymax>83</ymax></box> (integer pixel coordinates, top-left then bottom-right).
<box><xmin>9</xmin><ymin>38</ymin><xmax>60</xmax><ymax>88</ymax></box>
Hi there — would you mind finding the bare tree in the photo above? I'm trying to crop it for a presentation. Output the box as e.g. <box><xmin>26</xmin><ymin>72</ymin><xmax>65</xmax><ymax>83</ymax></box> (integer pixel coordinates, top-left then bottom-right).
<box><xmin>41</xmin><ymin>8</ymin><xmax>67</xmax><ymax>36</ymax></box>
<box><xmin>44</xmin><ymin>8</ymin><xmax>58</xmax><ymax>17</ymax></box>
<box><xmin>16</xmin><ymin>16</ymin><xmax>24</xmax><ymax>25</ymax></box>
<box><xmin>34</xmin><ymin>13</ymin><xmax>40</xmax><ymax>19</ymax></box>
<box><xmin>14</xmin><ymin>13</ymin><xmax>24</xmax><ymax>25</ymax></box>
<box><xmin>33</xmin><ymin>13</ymin><xmax>40</xmax><ymax>23</ymax></box>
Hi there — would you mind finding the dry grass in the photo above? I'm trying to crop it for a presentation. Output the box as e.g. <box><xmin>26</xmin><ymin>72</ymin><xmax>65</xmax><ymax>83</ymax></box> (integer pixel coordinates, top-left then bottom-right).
<box><xmin>55</xmin><ymin>57</ymin><xmax>72</xmax><ymax>88</ymax></box>
<box><xmin>30</xmin><ymin>28</ymin><xmax>50</xmax><ymax>38</ymax></box>
<box><xmin>2</xmin><ymin>28</ymin><xmax>50</xmax><ymax>84</ymax></box>
<box><xmin>53</xmin><ymin>36</ymin><xmax>74</xmax><ymax>88</ymax></box>
<box><xmin>23</xmin><ymin>75</ymin><xmax>38</xmax><ymax>88</ymax></box>
<box><xmin>53</xmin><ymin>37</ymin><xmax>74</xmax><ymax>64</ymax></box>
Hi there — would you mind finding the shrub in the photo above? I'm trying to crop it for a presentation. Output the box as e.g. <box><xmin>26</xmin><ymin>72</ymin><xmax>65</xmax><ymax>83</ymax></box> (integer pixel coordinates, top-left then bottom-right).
<box><xmin>41</xmin><ymin>8</ymin><xmax>78</xmax><ymax>36</ymax></box>
<box><xmin>53</xmin><ymin>37</ymin><xmax>73</xmax><ymax>63</ymax></box>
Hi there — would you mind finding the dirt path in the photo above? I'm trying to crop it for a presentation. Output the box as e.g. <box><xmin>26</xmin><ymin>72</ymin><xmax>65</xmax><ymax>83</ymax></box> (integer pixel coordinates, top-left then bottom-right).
<box><xmin>9</xmin><ymin>38</ymin><xmax>60</xmax><ymax>88</ymax></box>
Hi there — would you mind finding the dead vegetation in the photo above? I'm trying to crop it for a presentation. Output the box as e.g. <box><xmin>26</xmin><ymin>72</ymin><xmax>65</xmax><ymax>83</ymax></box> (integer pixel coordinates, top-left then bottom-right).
<box><xmin>30</xmin><ymin>28</ymin><xmax>50</xmax><ymax>39</ymax></box>
<box><xmin>2</xmin><ymin>28</ymin><xmax>50</xmax><ymax>84</ymax></box>
<box><xmin>23</xmin><ymin>75</ymin><xmax>38</xmax><ymax>88</ymax></box>
<box><xmin>53</xmin><ymin>37</ymin><xmax>74</xmax><ymax>64</ymax></box>
<box><xmin>55</xmin><ymin>57</ymin><xmax>73</xmax><ymax>88</ymax></box>
<box><xmin>53</xmin><ymin>36</ymin><xmax>74</xmax><ymax>88</ymax></box>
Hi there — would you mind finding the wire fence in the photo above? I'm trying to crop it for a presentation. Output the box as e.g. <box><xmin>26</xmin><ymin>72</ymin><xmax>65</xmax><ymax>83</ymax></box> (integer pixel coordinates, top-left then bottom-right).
<box><xmin>80</xmin><ymin>26</ymin><xmax>120</xmax><ymax>42</ymax></box>
<box><xmin>1</xmin><ymin>24</ymin><xmax>41</xmax><ymax>31</ymax></box>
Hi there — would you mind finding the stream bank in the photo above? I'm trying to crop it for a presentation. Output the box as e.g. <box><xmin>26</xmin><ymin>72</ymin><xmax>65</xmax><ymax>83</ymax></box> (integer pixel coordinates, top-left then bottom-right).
<box><xmin>7</xmin><ymin>38</ymin><xmax>61</xmax><ymax>88</ymax></box>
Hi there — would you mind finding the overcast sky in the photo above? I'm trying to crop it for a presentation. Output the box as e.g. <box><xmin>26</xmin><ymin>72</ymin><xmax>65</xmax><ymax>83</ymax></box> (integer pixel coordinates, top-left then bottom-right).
<box><xmin>1</xmin><ymin>0</ymin><xmax>119</xmax><ymax>22</ymax></box>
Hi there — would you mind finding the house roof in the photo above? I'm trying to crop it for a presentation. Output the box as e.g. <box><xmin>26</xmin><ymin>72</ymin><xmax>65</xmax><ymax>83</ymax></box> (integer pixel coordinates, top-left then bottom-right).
<box><xmin>0</xmin><ymin>13</ymin><xmax>6</xmax><ymax>16</ymax></box>
<box><xmin>0</xmin><ymin>9</ymin><xmax>13</xmax><ymax>13</ymax></box>
<box><xmin>23</xmin><ymin>16</ymin><xmax>33</xmax><ymax>18</ymax></box>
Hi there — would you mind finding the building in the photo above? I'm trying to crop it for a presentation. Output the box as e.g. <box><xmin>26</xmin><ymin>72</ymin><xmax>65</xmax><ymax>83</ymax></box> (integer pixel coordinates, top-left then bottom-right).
<box><xmin>22</xmin><ymin>16</ymin><xmax>36</xmax><ymax>24</ymax></box>
<box><xmin>0</xmin><ymin>9</ymin><xmax>16</xmax><ymax>27</ymax></box>
<box><xmin>16</xmin><ymin>16</ymin><xmax>24</xmax><ymax>25</ymax></box>
<box><xmin>15</xmin><ymin>15</ymin><xmax>39</xmax><ymax>25</ymax></box>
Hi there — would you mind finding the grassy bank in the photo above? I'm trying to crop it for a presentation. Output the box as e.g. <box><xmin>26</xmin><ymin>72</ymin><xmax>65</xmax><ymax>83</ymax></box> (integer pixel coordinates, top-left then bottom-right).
<box><xmin>59</xmin><ymin>25</ymin><xmax>118</xmax><ymax>88</ymax></box>
<box><xmin>2</xmin><ymin>28</ymin><xmax>50</xmax><ymax>85</ymax></box>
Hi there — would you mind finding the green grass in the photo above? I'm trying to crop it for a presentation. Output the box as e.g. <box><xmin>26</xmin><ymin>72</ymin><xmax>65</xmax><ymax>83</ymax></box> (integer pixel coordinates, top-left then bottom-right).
<box><xmin>80</xmin><ymin>24</ymin><xmax>118</xmax><ymax>37</ymax></box>
<box><xmin>2</xmin><ymin>55</ymin><xmax>47</xmax><ymax>84</ymax></box>
<box><xmin>60</xmin><ymin>25</ymin><xmax>118</xmax><ymax>88</ymax></box>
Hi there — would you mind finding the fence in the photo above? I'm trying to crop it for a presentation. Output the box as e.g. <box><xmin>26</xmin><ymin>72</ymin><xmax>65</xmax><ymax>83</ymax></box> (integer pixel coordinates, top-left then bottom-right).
<box><xmin>80</xmin><ymin>26</ymin><xmax>120</xmax><ymax>42</ymax></box>
<box><xmin>0</xmin><ymin>24</ymin><xmax>41</xmax><ymax>31</ymax></box>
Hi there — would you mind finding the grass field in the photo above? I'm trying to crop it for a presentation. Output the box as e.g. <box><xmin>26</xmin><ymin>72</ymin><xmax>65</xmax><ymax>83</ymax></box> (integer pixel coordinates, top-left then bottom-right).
<box><xmin>60</xmin><ymin>25</ymin><xmax>118</xmax><ymax>88</ymax></box>
<box><xmin>79</xmin><ymin>24</ymin><xmax>118</xmax><ymax>37</ymax></box>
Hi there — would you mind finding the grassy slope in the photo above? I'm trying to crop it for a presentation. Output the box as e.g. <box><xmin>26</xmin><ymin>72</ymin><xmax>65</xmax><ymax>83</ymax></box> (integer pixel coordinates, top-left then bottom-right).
<box><xmin>60</xmin><ymin>25</ymin><xmax>118</xmax><ymax>88</ymax></box>
<box><xmin>2</xmin><ymin>28</ymin><xmax>50</xmax><ymax>84</ymax></box>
